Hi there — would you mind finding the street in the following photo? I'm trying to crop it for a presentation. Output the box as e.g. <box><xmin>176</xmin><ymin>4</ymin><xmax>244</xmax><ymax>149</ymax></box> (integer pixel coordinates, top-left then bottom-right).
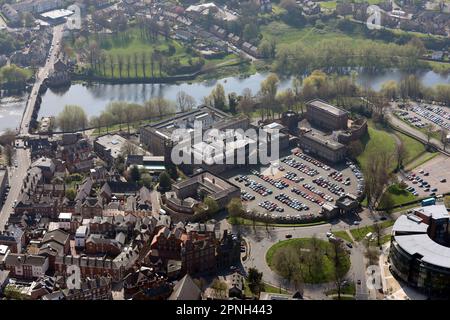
<box><xmin>226</xmin><ymin>209</ymin><xmax>384</xmax><ymax>299</ymax></box>
<box><xmin>0</xmin><ymin>24</ymin><xmax>63</xmax><ymax>230</ymax></box>
<box><xmin>19</xmin><ymin>25</ymin><xmax>64</xmax><ymax>136</ymax></box>
<box><xmin>0</xmin><ymin>148</ymin><xmax>31</xmax><ymax>231</ymax></box>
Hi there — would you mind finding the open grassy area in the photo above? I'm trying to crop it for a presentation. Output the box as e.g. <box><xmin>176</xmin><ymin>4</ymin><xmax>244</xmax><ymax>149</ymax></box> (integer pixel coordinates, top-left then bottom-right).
<box><xmin>357</xmin><ymin>122</ymin><xmax>397</xmax><ymax>171</ymax></box>
<box><xmin>379</xmin><ymin>184</ymin><xmax>417</xmax><ymax>208</ymax></box>
<box><xmin>332</xmin><ymin>231</ymin><xmax>353</xmax><ymax>243</ymax></box>
<box><xmin>260</xmin><ymin>22</ymin><xmax>370</xmax><ymax>48</ymax></box>
<box><xmin>266</xmin><ymin>238</ymin><xmax>350</xmax><ymax>284</ymax></box>
<box><xmin>72</xmin><ymin>28</ymin><xmax>237</xmax><ymax>78</ymax></box>
<box><xmin>244</xmin><ymin>281</ymin><xmax>289</xmax><ymax>297</ymax></box>
<box><xmin>349</xmin><ymin>220</ymin><xmax>394</xmax><ymax>241</ymax></box>
<box><xmin>395</xmin><ymin>132</ymin><xmax>429</xmax><ymax>165</ymax></box>
<box><xmin>325</xmin><ymin>282</ymin><xmax>356</xmax><ymax>296</ymax></box>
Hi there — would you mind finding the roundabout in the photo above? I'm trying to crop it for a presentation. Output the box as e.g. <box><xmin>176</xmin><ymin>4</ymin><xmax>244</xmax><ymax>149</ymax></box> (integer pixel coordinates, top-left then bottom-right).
<box><xmin>266</xmin><ymin>237</ymin><xmax>351</xmax><ymax>284</ymax></box>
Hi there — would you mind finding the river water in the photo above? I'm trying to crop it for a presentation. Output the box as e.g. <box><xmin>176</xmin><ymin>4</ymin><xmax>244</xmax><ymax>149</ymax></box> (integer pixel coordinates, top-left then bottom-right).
<box><xmin>0</xmin><ymin>69</ymin><xmax>448</xmax><ymax>132</ymax></box>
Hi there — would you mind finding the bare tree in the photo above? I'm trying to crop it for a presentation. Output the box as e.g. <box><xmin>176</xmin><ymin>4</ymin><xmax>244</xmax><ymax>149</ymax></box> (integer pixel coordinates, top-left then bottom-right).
<box><xmin>440</xmin><ymin>129</ymin><xmax>449</xmax><ymax>151</ymax></box>
<box><xmin>108</xmin><ymin>55</ymin><xmax>115</xmax><ymax>78</ymax></box>
<box><xmin>117</xmin><ymin>55</ymin><xmax>124</xmax><ymax>79</ymax></box>
<box><xmin>133</xmin><ymin>53</ymin><xmax>138</xmax><ymax>78</ymax></box>
<box><xmin>141</xmin><ymin>52</ymin><xmax>147</xmax><ymax>78</ymax></box>
<box><xmin>372</xmin><ymin>222</ymin><xmax>383</xmax><ymax>247</ymax></box>
<box><xmin>331</xmin><ymin>241</ymin><xmax>348</xmax><ymax>300</ymax></box>
<box><xmin>176</xmin><ymin>91</ymin><xmax>196</xmax><ymax>112</ymax></box>
<box><xmin>394</xmin><ymin>141</ymin><xmax>408</xmax><ymax>171</ymax></box>
<box><xmin>363</xmin><ymin>150</ymin><xmax>393</xmax><ymax>211</ymax></box>
<box><xmin>425</xmin><ymin>123</ymin><xmax>434</xmax><ymax>147</ymax></box>
<box><xmin>126</xmin><ymin>55</ymin><xmax>131</xmax><ymax>78</ymax></box>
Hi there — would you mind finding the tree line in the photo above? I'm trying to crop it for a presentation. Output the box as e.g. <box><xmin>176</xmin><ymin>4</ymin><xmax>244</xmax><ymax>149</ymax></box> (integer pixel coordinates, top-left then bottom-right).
<box><xmin>271</xmin><ymin>38</ymin><xmax>424</xmax><ymax>75</ymax></box>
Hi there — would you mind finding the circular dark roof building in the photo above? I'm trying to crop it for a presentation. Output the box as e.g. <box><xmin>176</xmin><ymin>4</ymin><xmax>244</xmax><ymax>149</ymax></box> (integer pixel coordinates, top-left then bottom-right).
<box><xmin>389</xmin><ymin>205</ymin><xmax>450</xmax><ymax>294</ymax></box>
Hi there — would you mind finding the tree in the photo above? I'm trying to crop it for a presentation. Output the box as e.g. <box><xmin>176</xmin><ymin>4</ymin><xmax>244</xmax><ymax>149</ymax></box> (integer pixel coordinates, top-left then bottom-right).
<box><xmin>227</xmin><ymin>197</ymin><xmax>245</xmax><ymax>220</ymax></box>
<box><xmin>440</xmin><ymin>129</ymin><xmax>449</xmax><ymax>151</ymax></box>
<box><xmin>380</xmin><ymin>80</ymin><xmax>398</xmax><ymax>100</ymax></box>
<box><xmin>0</xmin><ymin>129</ymin><xmax>16</xmax><ymax>147</ymax></box>
<box><xmin>209</xmin><ymin>83</ymin><xmax>227</xmax><ymax>111</ymax></box>
<box><xmin>3</xmin><ymin>145</ymin><xmax>13</xmax><ymax>166</ymax></box>
<box><xmin>158</xmin><ymin>171</ymin><xmax>172</xmax><ymax>192</ymax></box>
<box><xmin>237</xmin><ymin>88</ymin><xmax>255</xmax><ymax>115</ymax></box>
<box><xmin>176</xmin><ymin>91</ymin><xmax>196</xmax><ymax>112</ymax></box>
<box><xmin>211</xmin><ymin>279</ymin><xmax>228</xmax><ymax>299</ymax></box>
<box><xmin>363</xmin><ymin>149</ymin><xmax>393</xmax><ymax>211</ymax></box>
<box><xmin>228</xmin><ymin>93</ymin><xmax>238</xmax><ymax>114</ymax></box>
<box><xmin>365</xmin><ymin>246</ymin><xmax>380</xmax><ymax>266</ymax></box>
<box><xmin>65</xmin><ymin>188</ymin><xmax>77</xmax><ymax>201</ymax></box>
<box><xmin>129</xmin><ymin>165</ymin><xmax>141</xmax><ymax>182</ymax></box>
<box><xmin>57</xmin><ymin>105</ymin><xmax>88</xmax><ymax>132</ymax></box>
<box><xmin>99</xmin><ymin>111</ymin><xmax>114</xmax><ymax>133</ymax></box>
<box><xmin>140</xmin><ymin>173</ymin><xmax>153</xmax><ymax>189</ymax></box>
<box><xmin>272</xmin><ymin>246</ymin><xmax>301</xmax><ymax>288</ymax></box>
<box><xmin>260</xmin><ymin>73</ymin><xmax>280</xmax><ymax>119</ymax></box>
<box><xmin>246</xmin><ymin>268</ymin><xmax>264</xmax><ymax>297</ymax></box>
<box><xmin>330</xmin><ymin>241</ymin><xmax>348</xmax><ymax>300</ymax></box>
<box><xmin>120</xmin><ymin>140</ymin><xmax>140</xmax><ymax>157</ymax></box>
<box><xmin>394</xmin><ymin>141</ymin><xmax>408</xmax><ymax>171</ymax></box>
<box><xmin>424</xmin><ymin>123</ymin><xmax>434</xmax><ymax>147</ymax></box>
<box><xmin>372</xmin><ymin>222</ymin><xmax>383</xmax><ymax>247</ymax></box>
<box><xmin>204</xmin><ymin>196</ymin><xmax>219</xmax><ymax>217</ymax></box>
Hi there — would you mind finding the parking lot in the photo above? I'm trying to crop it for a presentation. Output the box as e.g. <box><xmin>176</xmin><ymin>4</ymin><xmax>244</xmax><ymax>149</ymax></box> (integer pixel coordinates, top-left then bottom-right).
<box><xmin>401</xmin><ymin>154</ymin><xmax>450</xmax><ymax>197</ymax></box>
<box><xmin>395</xmin><ymin>102</ymin><xmax>450</xmax><ymax>131</ymax></box>
<box><xmin>224</xmin><ymin>150</ymin><xmax>364</xmax><ymax>221</ymax></box>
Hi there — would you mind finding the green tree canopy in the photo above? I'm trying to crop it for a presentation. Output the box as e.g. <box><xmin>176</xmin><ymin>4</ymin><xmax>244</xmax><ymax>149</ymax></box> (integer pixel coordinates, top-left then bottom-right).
<box><xmin>57</xmin><ymin>105</ymin><xmax>88</xmax><ymax>132</ymax></box>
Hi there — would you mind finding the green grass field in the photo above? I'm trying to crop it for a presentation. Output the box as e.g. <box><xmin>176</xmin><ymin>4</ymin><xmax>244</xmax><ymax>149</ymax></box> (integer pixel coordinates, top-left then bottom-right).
<box><xmin>74</xmin><ymin>28</ymin><xmax>237</xmax><ymax>78</ymax></box>
<box><xmin>260</xmin><ymin>22</ymin><xmax>369</xmax><ymax>48</ymax></box>
<box><xmin>349</xmin><ymin>220</ymin><xmax>394</xmax><ymax>241</ymax></box>
<box><xmin>332</xmin><ymin>231</ymin><xmax>353</xmax><ymax>243</ymax></box>
<box><xmin>379</xmin><ymin>184</ymin><xmax>417</xmax><ymax>208</ymax></box>
<box><xmin>357</xmin><ymin>123</ymin><xmax>397</xmax><ymax>171</ymax></box>
<box><xmin>266</xmin><ymin>238</ymin><xmax>350</xmax><ymax>284</ymax></box>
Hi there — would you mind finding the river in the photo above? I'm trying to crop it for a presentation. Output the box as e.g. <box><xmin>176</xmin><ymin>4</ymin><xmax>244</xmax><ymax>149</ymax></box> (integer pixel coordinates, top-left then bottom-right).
<box><xmin>0</xmin><ymin>69</ymin><xmax>448</xmax><ymax>132</ymax></box>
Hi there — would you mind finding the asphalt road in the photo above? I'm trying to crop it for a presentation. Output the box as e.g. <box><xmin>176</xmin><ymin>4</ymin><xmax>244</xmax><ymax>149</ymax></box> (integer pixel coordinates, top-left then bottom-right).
<box><xmin>20</xmin><ymin>25</ymin><xmax>64</xmax><ymax>136</ymax></box>
<box><xmin>229</xmin><ymin>210</ymin><xmax>384</xmax><ymax>299</ymax></box>
<box><xmin>1</xmin><ymin>24</ymin><xmax>63</xmax><ymax>229</ymax></box>
<box><xmin>0</xmin><ymin>148</ymin><xmax>31</xmax><ymax>231</ymax></box>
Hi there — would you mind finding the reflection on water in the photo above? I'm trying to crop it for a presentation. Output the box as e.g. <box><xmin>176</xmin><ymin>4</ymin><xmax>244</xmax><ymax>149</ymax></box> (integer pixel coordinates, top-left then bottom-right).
<box><xmin>38</xmin><ymin>69</ymin><xmax>448</xmax><ymax>119</ymax></box>
<box><xmin>0</xmin><ymin>69</ymin><xmax>448</xmax><ymax>133</ymax></box>
<box><xmin>0</xmin><ymin>94</ymin><xmax>27</xmax><ymax>134</ymax></box>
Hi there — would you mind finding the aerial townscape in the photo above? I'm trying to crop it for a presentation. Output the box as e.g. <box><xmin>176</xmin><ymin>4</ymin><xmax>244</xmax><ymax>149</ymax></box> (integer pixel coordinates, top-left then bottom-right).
<box><xmin>0</xmin><ymin>0</ymin><xmax>448</xmax><ymax>305</ymax></box>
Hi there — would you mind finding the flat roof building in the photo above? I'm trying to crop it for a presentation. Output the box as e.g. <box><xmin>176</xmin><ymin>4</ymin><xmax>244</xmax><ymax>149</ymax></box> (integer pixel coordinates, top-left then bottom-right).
<box><xmin>298</xmin><ymin>130</ymin><xmax>347</xmax><ymax>163</ymax></box>
<box><xmin>306</xmin><ymin>99</ymin><xmax>348</xmax><ymax>131</ymax></box>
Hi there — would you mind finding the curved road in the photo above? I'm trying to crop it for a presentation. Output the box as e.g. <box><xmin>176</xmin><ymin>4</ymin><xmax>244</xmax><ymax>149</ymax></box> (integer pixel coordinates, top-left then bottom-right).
<box><xmin>222</xmin><ymin>209</ymin><xmax>393</xmax><ymax>300</ymax></box>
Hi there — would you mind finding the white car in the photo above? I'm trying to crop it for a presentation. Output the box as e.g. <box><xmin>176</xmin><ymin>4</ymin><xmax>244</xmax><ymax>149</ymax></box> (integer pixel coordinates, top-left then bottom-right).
<box><xmin>326</xmin><ymin>232</ymin><xmax>333</xmax><ymax>238</ymax></box>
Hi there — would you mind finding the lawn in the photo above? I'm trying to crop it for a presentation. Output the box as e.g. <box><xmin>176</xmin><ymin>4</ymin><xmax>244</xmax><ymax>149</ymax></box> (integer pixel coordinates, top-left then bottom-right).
<box><xmin>378</xmin><ymin>184</ymin><xmax>417</xmax><ymax>208</ymax></box>
<box><xmin>325</xmin><ymin>282</ymin><xmax>356</xmax><ymax>296</ymax></box>
<box><xmin>244</xmin><ymin>281</ymin><xmax>289</xmax><ymax>298</ymax></box>
<box><xmin>357</xmin><ymin>122</ymin><xmax>397</xmax><ymax>171</ymax></box>
<box><xmin>349</xmin><ymin>220</ymin><xmax>394</xmax><ymax>241</ymax></box>
<box><xmin>260</xmin><ymin>22</ymin><xmax>368</xmax><ymax>48</ymax></box>
<box><xmin>320</xmin><ymin>1</ymin><xmax>337</xmax><ymax>10</ymax></box>
<box><xmin>72</xmin><ymin>28</ymin><xmax>237</xmax><ymax>78</ymax></box>
<box><xmin>395</xmin><ymin>132</ymin><xmax>429</xmax><ymax>165</ymax></box>
<box><xmin>266</xmin><ymin>238</ymin><xmax>350</xmax><ymax>284</ymax></box>
<box><xmin>333</xmin><ymin>231</ymin><xmax>353</xmax><ymax>243</ymax></box>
